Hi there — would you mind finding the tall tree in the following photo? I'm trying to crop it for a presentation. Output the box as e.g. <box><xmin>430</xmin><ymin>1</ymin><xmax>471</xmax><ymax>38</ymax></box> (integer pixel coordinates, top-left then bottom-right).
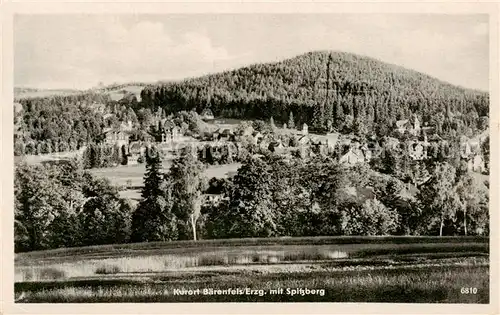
<box><xmin>288</xmin><ymin>111</ymin><xmax>296</xmax><ymax>129</ymax></box>
<box><xmin>226</xmin><ymin>157</ymin><xmax>276</xmax><ymax>237</ymax></box>
<box><xmin>79</xmin><ymin>177</ymin><xmax>132</xmax><ymax>246</ymax></box>
<box><xmin>131</xmin><ymin>147</ymin><xmax>178</xmax><ymax>242</ymax></box>
<box><xmin>269</xmin><ymin>116</ymin><xmax>276</xmax><ymax>131</ymax></box>
<box><xmin>141</xmin><ymin>147</ymin><xmax>164</xmax><ymax>199</ymax></box>
<box><xmin>325</xmin><ymin>54</ymin><xmax>334</xmax><ymax>124</ymax></box>
<box><xmin>14</xmin><ymin>163</ymin><xmax>66</xmax><ymax>251</ymax></box>
<box><xmin>455</xmin><ymin>172</ymin><xmax>478</xmax><ymax>236</ymax></box>
<box><xmin>417</xmin><ymin>162</ymin><xmax>459</xmax><ymax>236</ymax></box>
<box><xmin>170</xmin><ymin>146</ymin><xmax>207</xmax><ymax>241</ymax></box>
<box><xmin>343</xmin><ymin>198</ymin><xmax>399</xmax><ymax>236</ymax></box>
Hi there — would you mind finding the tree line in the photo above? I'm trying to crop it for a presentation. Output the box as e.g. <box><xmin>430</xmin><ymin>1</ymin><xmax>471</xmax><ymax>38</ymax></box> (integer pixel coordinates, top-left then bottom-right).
<box><xmin>15</xmin><ymin>159</ymin><xmax>132</xmax><ymax>252</ymax></box>
<box><xmin>202</xmin><ymin>155</ymin><xmax>488</xmax><ymax>238</ymax></box>
<box><xmin>131</xmin><ymin>148</ymin><xmax>489</xmax><ymax>242</ymax></box>
<box><xmin>14</xmin><ymin>143</ymin><xmax>488</xmax><ymax>252</ymax></box>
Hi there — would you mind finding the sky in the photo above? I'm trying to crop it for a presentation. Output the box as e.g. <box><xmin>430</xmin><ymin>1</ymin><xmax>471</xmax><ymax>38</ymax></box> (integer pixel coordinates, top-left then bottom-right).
<box><xmin>14</xmin><ymin>14</ymin><xmax>489</xmax><ymax>91</ymax></box>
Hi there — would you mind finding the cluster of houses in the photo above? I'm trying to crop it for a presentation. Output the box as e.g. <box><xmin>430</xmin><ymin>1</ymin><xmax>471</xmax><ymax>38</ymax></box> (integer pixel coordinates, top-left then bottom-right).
<box><xmin>393</xmin><ymin>115</ymin><xmax>486</xmax><ymax>173</ymax></box>
<box><xmin>102</xmin><ymin>112</ymin><xmax>184</xmax><ymax>164</ymax></box>
<box><xmin>201</xmin><ymin>116</ymin><xmax>487</xmax><ymax>173</ymax></box>
<box><xmin>100</xmin><ymin>107</ymin><xmax>487</xmax><ymax>174</ymax></box>
<box><xmin>460</xmin><ymin>133</ymin><xmax>487</xmax><ymax>173</ymax></box>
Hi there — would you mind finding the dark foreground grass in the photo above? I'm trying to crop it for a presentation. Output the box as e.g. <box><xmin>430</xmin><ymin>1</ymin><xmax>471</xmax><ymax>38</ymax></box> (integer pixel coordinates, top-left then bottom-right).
<box><xmin>16</xmin><ymin>264</ymin><xmax>488</xmax><ymax>303</ymax></box>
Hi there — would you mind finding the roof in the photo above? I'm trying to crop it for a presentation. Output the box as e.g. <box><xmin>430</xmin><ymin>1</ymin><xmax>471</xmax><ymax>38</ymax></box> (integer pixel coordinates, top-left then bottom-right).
<box><xmin>129</xmin><ymin>142</ymin><xmax>144</xmax><ymax>151</ymax></box>
<box><xmin>298</xmin><ymin>135</ymin><xmax>310</xmax><ymax>143</ymax></box>
<box><xmin>339</xmin><ymin>148</ymin><xmax>365</xmax><ymax>164</ymax></box>
<box><xmin>429</xmin><ymin>134</ymin><xmax>442</xmax><ymax>141</ymax></box>
<box><xmin>240</xmin><ymin>126</ymin><xmax>254</xmax><ymax>136</ymax></box>
<box><xmin>269</xmin><ymin>140</ymin><xmax>284</xmax><ymax>147</ymax></box>
<box><xmin>201</xmin><ymin>108</ymin><xmax>214</xmax><ymax>116</ymax></box>
<box><xmin>396</xmin><ymin>120</ymin><xmax>409</xmax><ymax>128</ymax></box>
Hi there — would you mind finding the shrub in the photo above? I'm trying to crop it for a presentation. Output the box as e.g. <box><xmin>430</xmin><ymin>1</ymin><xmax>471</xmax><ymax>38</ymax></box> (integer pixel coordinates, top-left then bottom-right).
<box><xmin>95</xmin><ymin>264</ymin><xmax>122</xmax><ymax>275</ymax></box>
<box><xmin>344</xmin><ymin>198</ymin><xmax>399</xmax><ymax>236</ymax></box>
<box><xmin>39</xmin><ymin>267</ymin><xmax>66</xmax><ymax>280</ymax></box>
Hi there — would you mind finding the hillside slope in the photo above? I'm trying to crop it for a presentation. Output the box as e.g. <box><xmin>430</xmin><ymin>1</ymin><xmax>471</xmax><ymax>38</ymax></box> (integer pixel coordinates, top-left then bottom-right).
<box><xmin>141</xmin><ymin>51</ymin><xmax>489</xmax><ymax>136</ymax></box>
<box><xmin>14</xmin><ymin>87</ymin><xmax>82</xmax><ymax>99</ymax></box>
<box><xmin>15</xmin><ymin>83</ymin><xmax>145</xmax><ymax>102</ymax></box>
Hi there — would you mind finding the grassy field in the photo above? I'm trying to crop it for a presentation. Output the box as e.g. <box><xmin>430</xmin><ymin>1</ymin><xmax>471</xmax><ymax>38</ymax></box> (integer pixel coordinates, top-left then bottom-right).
<box><xmin>15</xmin><ymin>236</ymin><xmax>489</xmax><ymax>303</ymax></box>
<box><xmin>14</xmin><ymin>84</ymin><xmax>145</xmax><ymax>101</ymax></box>
<box><xmin>90</xmin><ymin>161</ymin><xmax>241</xmax><ymax>187</ymax></box>
<box><xmin>90</xmin><ymin>161</ymin><xmax>241</xmax><ymax>200</ymax></box>
<box><xmin>14</xmin><ymin>87</ymin><xmax>82</xmax><ymax>99</ymax></box>
<box><xmin>106</xmin><ymin>85</ymin><xmax>144</xmax><ymax>101</ymax></box>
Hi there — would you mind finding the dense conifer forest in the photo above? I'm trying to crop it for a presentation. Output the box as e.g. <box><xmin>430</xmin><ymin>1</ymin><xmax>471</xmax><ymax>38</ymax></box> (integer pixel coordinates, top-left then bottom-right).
<box><xmin>140</xmin><ymin>51</ymin><xmax>489</xmax><ymax>137</ymax></box>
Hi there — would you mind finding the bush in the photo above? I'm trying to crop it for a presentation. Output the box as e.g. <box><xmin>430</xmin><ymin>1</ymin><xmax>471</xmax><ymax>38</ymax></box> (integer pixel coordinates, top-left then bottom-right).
<box><xmin>39</xmin><ymin>267</ymin><xmax>66</xmax><ymax>280</ymax></box>
<box><xmin>343</xmin><ymin>198</ymin><xmax>399</xmax><ymax>236</ymax></box>
<box><xmin>95</xmin><ymin>265</ymin><xmax>122</xmax><ymax>275</ymax></box>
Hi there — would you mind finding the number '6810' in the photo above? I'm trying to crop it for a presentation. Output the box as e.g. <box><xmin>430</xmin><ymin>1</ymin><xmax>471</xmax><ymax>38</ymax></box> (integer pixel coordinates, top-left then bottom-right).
<box><xmin>461</xmin><ymin>287</ymin><xmax>478</xmax><ymax>294</ymax></box>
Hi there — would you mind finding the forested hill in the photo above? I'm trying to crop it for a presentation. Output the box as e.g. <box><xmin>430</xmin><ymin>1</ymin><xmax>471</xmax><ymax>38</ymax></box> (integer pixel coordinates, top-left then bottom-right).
<box><xmin>141</xmin><ymin>51</ymin><xmax>489</xmax><ymax>136</ymax></box>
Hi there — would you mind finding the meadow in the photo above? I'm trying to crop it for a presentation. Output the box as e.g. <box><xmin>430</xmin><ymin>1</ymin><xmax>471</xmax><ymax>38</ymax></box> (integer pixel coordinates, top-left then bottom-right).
<box><xmin>15</xmin><ymin>236</ymin><xmax>489</xmax><ymax>303</ymax></box>
<box><xmin>90</xmin><ymin>161</ymin><xmax>241</xmax><ymax>200</ymax></box>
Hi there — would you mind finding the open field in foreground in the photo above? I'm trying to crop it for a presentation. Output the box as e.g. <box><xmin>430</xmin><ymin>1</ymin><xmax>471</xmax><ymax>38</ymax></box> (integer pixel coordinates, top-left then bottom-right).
<box><xmin>15</xmin><ymin>236</ymin><xmax>489</xmax><ymax>303</ymax></box>
<box><xmin>89</xmin><ymin>162</ymin><xmax>241</xmax><ymax>200</ymax></box>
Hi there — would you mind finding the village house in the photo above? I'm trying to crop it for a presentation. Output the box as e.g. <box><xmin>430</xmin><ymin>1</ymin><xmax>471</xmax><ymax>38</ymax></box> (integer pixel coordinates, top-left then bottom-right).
<box><xmin>211</xmin><ymin>130</ymin><xmax>220</xmax><ymax>141</ymax></box>
<box><xmin>310</xmin><ymin>137</ymin><xmax>326</xmax><ymax>154</ymax></box>
<box><xmin>203</xmin><ymin>194</ymin><xmax>225</xmax><ymax>207</ymax></box>
<box><xmin>467</xmin><ymin>159</ymin><xmax>474</xmax><ymax>172</ymax></box>
<box><xmin>92</xmin><ymin>103</ymin><xmax>106</xmax><ymax>114</ymax></box>
<box><xmin>252</xmin><ymin>131</ymin><xmax>264</xmax><ymax>145</ymax></box>
<box><xmin>324</xmin><ymin>133</ymin><xmax>339</xmax><ymax>147</ymax></box>
<box><xmin>103</xmin><ymin>113</ymin><xmax>114</xmax><ymax>120</ymax></box>
<box><xmin>104</xmin><ymin>128</ymin><xmax>130</xmax><ymax>148</ymax></box>
<box><xmin>268</xmin><ymin>140</ymin><xmax>286</xmax><ymax>154</ymax></box>
<box><xmin>360</xmin><ymin>144</ymin><xmax>373</xmax><ymax>161</ymax></box>
<box><xmin>302</xmin><ymin>123</ymin><xmax>309</xmax><ymax>136</ymax></box>
<box><xmin>383</xmin><ymin>137</ymin><xmax>400</xmax><ymax>150</ymax></box>
<box><xmin>461</xmin><ymin>141</ymin><xmax>472</xmax><ymax>158</ymax></box>
<box><xmin>339</xmin><ymin>146</ymin><xmax>366</xmax><ymax>165</ymax></box>
<box><xmin>126</xmin><ymin>142</ymin><xmax>147</xmax><ymax>165</ymax></box>
<box><xmin>239</xmin><ymin>125</ymin><xmax>254</xmax><ymax>137</ymax></box>
<box><xmin>395</xmin><ymin>115</ymin><xmax>421</xmax><ymax>136</ymax></box>
<box><xmin>471</xmin><ymin>154</ymin><xmax>485</xmax><ymax>173</ymax></box>
<box><xmin>259</xmin><ymin>137</ymin><xmax>271</xmax><ymax>152</ymax></box>
<box><xmin>142</xmin><ymin>132</ymin><xmax>155</xmax><ymax>143</ymax></box>
<box><xmin>200</xmin><ymin>108</ymin><xmax>215</xmax><ymax>121</ymax></box>
<box><xmin>297</xmin><ymin>135</ymin><xmax>311</xmax><ymax>146</ymax></box>
<box><xmin>219</xmin><ymin>129</ymin><xmax>234</xmax><ymax>141</ymax></box>
<box><xmin>408</xmin><ymin>141</ymin><xmax>426</xmax><ymax>160</ymax></box>
<box><xmin>160</xmin><ymin>126</ymin><xmax>181</xmax><ymax>143</ymax></box>
<box><xmin>395</xmin><ymin>120</ymin><xmax>409</xmax><ymax>134</ymax></box>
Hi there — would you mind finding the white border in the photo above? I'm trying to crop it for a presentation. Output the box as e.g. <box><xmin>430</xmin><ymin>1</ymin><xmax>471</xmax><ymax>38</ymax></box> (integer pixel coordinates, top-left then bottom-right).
<box><xmin>1</xmin><ymin>1</ymin><xmax>499</xmax><ymax>314</ymax></box>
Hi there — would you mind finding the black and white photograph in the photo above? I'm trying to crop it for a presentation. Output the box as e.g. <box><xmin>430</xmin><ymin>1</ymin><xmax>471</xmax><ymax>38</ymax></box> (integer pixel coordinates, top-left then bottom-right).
<box><xmin>3</xmin><ymin>2</ymin><xmax>498</xmax><ymax>311</ymax></box>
